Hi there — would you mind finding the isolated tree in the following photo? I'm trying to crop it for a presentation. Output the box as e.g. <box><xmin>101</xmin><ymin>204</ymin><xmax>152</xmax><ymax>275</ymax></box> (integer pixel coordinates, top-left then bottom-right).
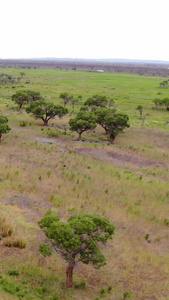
<box><xmin>20</xmin><ymin>72</ymin><xmax>25</xmax><ymax>78</ymax></box>
<box><xmin>95</xmin><ymin>108</ymin><xmax>116</xmax><ymax>134</ymax></box>
<box><xmin>39</xmin><ymin>212</ymin><xmax>115</xmax><ymax>288</ymax></box>
<box><xmin>12</xmin><ymin>91</ymin><xmax>31</xmax><ymax>110</ymax></box>
<box><xmin>26</xmin><ymin>100</ymin><xmax>68</xmax><ymax>126</ymax></box>
<box><xmin>0</xmin><ymin>116</ymin><xmax>11</xmax><ymax>143</ymax></box>
<box><xmin>69</xmin><ymin>111</ymin><xmax>96</xmax><ymax>140</ymax></box>
<box><xmin>70</xmin><ymin>97</ymin><xmax>79</xmax><ymax>112</ymax></box>
<box><xmin>84</xmin><ymin>95</ymin><xmax>108</xmax><ymax>110</ymax></box>
<box><xmin>136</xmin><ymin>105</ymin><xmax>143</xmax><ymax>116</ymax></box>
<box><xmin>104</xmin><ymin>113</ymin><xmax>130</xmax><ymax>143</ymax></box>
<box><xmin>152</xmin><ymin>98</ymin><xmax>162</xmax><ymax>108</ymax></box>
<box><xmin>108</xmin><ymin>98</ymin><xmax>114</xmax><ymax>108</ymax></box>
<box><xmin>59</xmin><ymin>93</ymin><xmax>71</xmax><ymax>108</ymax></box>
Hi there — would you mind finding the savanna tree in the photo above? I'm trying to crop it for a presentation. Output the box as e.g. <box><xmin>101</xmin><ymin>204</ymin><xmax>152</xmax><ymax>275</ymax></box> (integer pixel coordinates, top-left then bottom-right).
<box><xmin>70</xmin><ymin>97</ymin><xmax>79</xmax><ymax>112</ymax></box>
<box><xmin>26</xmin><ymin>100</ymin><xmax>68</xmax><ymax>126</ymax></box>
<box><xmin>69</xmin><ymin>111</ymin><xmax>96</xmax><ymax>140</ymax></box>
<box><xmin>104</xmin><ymin>113</ymin><xmax>130</xmax><ymax>143</ymax></box>
<box><xmin>95</xmin><ymin>108</ymin><xmax>116</xmax><ymax>134</ymax></box>
<box><xmin>59</xmin><ymin>93</ymin><xmax>72</xmax><ymax>108</ymax></box>
<box><xmin>39</xmin><ymin>212</ymin><xmax>115</xmax><ymax>288</ymax></box>
<box><xmin>0</xmin><ymin>116</ymin><xmax>11</xmax><ymax>143</ymax></box>
<box><xmin>12</xmin><ymin>91</ymin><xmax>31</xmax><ymax>110</ymax></box>
<box><xmin>136</xmin><ymin>105</ymin><xmax>143</xmax><ymax>116</ymax></box>
<box><xmin>84</xmin><ymin>95</ymin><xmax>108</xmax><ymax>110</ymax></box>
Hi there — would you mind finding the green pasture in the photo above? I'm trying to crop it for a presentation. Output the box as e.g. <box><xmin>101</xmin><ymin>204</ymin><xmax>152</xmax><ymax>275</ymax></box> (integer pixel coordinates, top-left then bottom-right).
<box><xmin>0</xmin><ymin>67</ymin><xmax>169</xmax><ymax>299</ymax></box>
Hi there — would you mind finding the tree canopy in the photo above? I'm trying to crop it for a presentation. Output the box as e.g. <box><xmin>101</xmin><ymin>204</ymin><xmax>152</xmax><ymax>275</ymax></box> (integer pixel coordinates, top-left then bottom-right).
<box><xmin>0</xmin><ymin>116</ymin><xmax>11</xmax><ymax>142</ymax></box>
<box><xmin>59</xmin><ymin>92</ymin><xmax>72</xmax><ymax>107</ymax></box>
<box><xmin>69</xmin><ymin>111</ymin><xmax>96</xmax><ymax>140</ymax></box>
<box><xmin>104</xmin><ymin>113</ymin><xmax>130</xmax><ymax>142</ymax></box>
<box><xmin>26</xmin><ymin>100</ymin><xmax>68</xmax><ymax>125</ymax></box>
<box><xmin>39</xmin><ymin>212</ymin><xmax>115</xmax><ymax>288</ymax></box>
<box><xmin>95</xmin><ymin>107</ymin><xmax>117</xmax><ymax>134</ymax></box>
<box><xmin>12</xmin><ymin>90</ymin><xmax>31</xmax><ymax>110</ymax></box>
<box><xmin>84</xmin><ymin>95</ymin><xmax>108</xmax><ymax>110</ymax></box>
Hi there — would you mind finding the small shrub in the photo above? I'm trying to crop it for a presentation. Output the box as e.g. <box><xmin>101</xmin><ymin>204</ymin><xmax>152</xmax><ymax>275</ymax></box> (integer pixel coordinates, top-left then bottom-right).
<box><xmin>100</xmin><ymin>288</ymin><xmax>106</xmax><ymax>297</ymax></box>
<box><xmin>8</xmin><ymin>269</ymin><xmax>19</xmax><ymax>276</ymax></box>
<box><xmin>108</xmin><ymin>285</ymin><xmax>113</xmax><ymax>292</ymax></box>
<box><xmin>19</xmin><ymin>121</ymin><xmax>27</xmax><ymax>127</ymax></box>
<box><xmin>52</xmin><ymin>294</ymin><xmax>60</xmax><ymax>300</ymax></box>
<box><xmin>144</xmin><ymin>233</ymin><xmax>150</xmax><ymax>240</ymax></box>
<box><xmin>123</xmin><ymin>291</ymin><xmax>132</xmax><ymax>299</ymax></box>
<box><xmin>164</xmin><ymin>218</ymin><xmax>169</xmax><ymax>226</ymax></box>
<box><xmin>79</xmin><ymin>280</ymin><xmax>86</xmax><ymax>288</ymax></box>
<box><xmin>39</xmin><ymin>244</ymin><xmax>52</xmax><ymax>257</ymax></box>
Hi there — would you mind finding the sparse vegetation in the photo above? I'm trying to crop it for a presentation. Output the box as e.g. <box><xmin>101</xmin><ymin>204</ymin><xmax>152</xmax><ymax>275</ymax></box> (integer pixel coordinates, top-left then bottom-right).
<box><xmin>0</xmin><ymin>66</ymin><xmax>169</xmax><ymax>299</ymax></box>
<box><xmin>39</xmin><ymin>212</ymin><xmax>115</xmax><ymax>288</ymax></box>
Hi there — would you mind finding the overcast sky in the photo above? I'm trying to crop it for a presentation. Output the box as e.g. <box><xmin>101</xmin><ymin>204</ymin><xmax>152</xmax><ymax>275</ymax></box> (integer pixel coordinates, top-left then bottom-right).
<box><xmin>1</xmin><ymin>0</ymin><xmax>169</xmax><ymax>61</ymax></box>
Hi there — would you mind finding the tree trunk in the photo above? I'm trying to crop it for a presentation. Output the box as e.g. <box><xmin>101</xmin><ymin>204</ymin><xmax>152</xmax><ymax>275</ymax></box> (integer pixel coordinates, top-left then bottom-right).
<box><xmin>43</xmin><ymin>119</ymin><xmax>48</xmax><ymax>126</ymax></box>
<box><xmin>0</xmin><ymin>133</ymin><xmax>1</xmax><ymax>143</ymax></box>
<box><xmin>104</xmin><ymin>127</ymin><xmax>109</xmax><ymax>135</ymax></box>
<box><xmin>110</xmin><ymin>133</ymin><xmax>115</xmax><ymax>143</ymax></box>
<box><xmin>66</xmin><ymin>260</ymin><xmax>75</xmax><ymax>288</ymax></box>
<box><xmin>78</xmin><ymin>132</ymin><xmax>82</xmax><ymax>140</ymax></box>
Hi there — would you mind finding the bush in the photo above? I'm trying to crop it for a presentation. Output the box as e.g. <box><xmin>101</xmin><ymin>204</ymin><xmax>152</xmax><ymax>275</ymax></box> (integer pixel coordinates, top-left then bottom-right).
<box><xmin>39</xmin><ymin>244</ymin><xmax>52</xmax><ymax>257</ymax></box>
<box><xmin>8</xmin><ymin>269</ymin><xmax>19</xmax><ymax>276</ymax></box>
<box><xmin>164</xmin><ymin>218</ymin><xmax>169</xmax><ymax>226</ymax></box>
<box><xmin>19</xmin><ymin>120</ymin><xmax>27</xmax><ymax>127</ymax></box>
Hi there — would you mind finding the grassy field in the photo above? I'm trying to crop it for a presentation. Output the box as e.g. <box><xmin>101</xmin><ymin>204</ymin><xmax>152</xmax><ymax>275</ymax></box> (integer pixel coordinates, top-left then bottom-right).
<box><xmin>0</xmin><ymin>67</ymin><xmax>169</xmax><ymax>300</ymax></box>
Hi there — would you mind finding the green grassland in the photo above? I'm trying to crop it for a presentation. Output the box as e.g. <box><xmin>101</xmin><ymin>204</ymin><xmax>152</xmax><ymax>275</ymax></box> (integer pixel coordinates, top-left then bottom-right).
<box><xmin>0</xmin><ymin>67</ymin><xmax>169</xmax><ymax>300</ymax></box>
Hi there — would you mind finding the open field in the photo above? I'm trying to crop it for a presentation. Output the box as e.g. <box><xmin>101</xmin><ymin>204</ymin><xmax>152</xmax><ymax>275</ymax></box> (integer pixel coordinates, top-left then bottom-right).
<box><xmin>0</xmin><ymin>67</ymin><xmax>169</xmax><ymax>299</ymax></box>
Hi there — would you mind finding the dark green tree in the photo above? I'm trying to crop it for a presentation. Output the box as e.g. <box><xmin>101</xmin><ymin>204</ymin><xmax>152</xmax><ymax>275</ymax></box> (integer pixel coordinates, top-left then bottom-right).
<box><xmin>70</xmin><ymin>97</ymin><xmax>79</xmax><ymax>112</ymax></box>
<box><xmin>95</xmin><ymin>108</ymin><xmax>116</xmax><ymax>134</ymax></box>
<box><xmin>0</xmin><ymin>116</ymin><xmax>11</xmax><ymax>143</ymax></box>
<box><xmin>84</xmin><ymin>95</ymin><xmax>108</xmax><ymax>110</ymax></box>
<box><xmin>136</xmin><ymin>105</ymin><xmax>143</xmax><ymax>116</ymax></box>
<box><xmin>104</xmin><ymin>113</ymin><xmax>130</xmax><ymax>143</ymax></box>
<box><xmin>12</xmin><ymin>91</ymin><xmax>31</xmax><ymax>110</ymax></box>
<box><xmin>20</xmin><ymin>72</ymin><xmax>25</xmax><ymax>78</ymax></box>
<box><xmin>26</xmin><ymin>100</ymin><xmax>68</xmax><ymax>126</ymax></box>
<box><xmin>152</xmin><ymin>98</ymin><xmax>162</xmax><ymax>108</ymax></box>
<box><xmin>59</xmin><ymin>93</ymin><xmax>72</xmax><ymax>108</ymax></box>
<box><xmin>39</xmin><ymin>212</ymin><xmax>115</xmax><ymax>288</ymax></box>
<box><xmin>69</xmin><ymin>111</ymin><xmax>96</xmax><ymax>140</ymax></box>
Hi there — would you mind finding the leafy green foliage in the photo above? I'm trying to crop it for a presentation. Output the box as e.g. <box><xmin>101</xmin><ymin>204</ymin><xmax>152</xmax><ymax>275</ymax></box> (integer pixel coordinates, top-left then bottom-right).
<box><xmin>0</xmin><ymin>116</ymin><xmax>11</xmax><ymax>142</ymax></box>
<box><xmin>69</xmin><ymin>111</ymin><xmax>97</xmax><ymax>140</ymax></box>
<box><xmin>59</xmin><ymin>92</ymin><xmax>72</xmax><ymax>107</ymax></box>
<box><xmin>12</xmin><ymin>90</ymin><xmax>31</xmax><ymax>110</ymax></box>
<box><xmin>39</xmin><ymin>212</ymin><xmax>115</xmax><ymax>287</ymax></box>
<box><xmin>95</xmin><ymin>108</ymin><xmax>116</xmax><ymax>134</ymax></box>
<box><xmin>136</xmin><ymin>105</ymin><xmax>143</xmax><ymax>116</ymax></box>
<box><xmin>104</xmin><ymin>113</ymin><xmax>130</xmax><ymax>142</ymax></box>
<box><xmin>39</xmin><ymin>244</ymin><xmax>52</xmax><ymax>257</ymax></box>
<box><xmin>26</xmin><ymin>100</ymin><xmax>68</xmax><ymax>125</ymax></box>
<box><xmin>84</xmin><ymin>95</ymin><xmax>108</xmax><ymax>110</ymax></box>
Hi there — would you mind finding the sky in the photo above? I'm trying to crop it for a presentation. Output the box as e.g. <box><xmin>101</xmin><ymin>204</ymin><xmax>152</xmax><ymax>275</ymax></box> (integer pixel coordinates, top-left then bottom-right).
<box><xmin>1</xmin><ymin>0</ymin><xmax>169</xmax><ymax>61</ymax></box>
